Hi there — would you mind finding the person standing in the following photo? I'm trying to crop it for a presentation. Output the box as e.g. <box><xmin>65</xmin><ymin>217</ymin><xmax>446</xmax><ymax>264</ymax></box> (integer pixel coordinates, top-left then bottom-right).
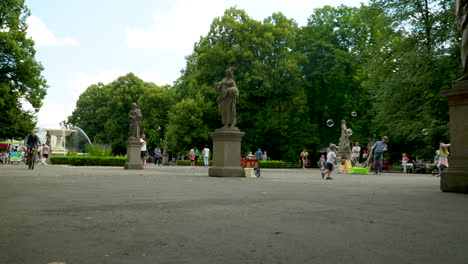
<box><xmin>255</xmin><ymin>148</ymin><xmax>263</xmax><ymax>160</ymax></box>
<box><xmin>322</xmin><ymin>145</ymin><xmax>337</xmax><ymax>180</ymax></box>
<box><xmin>41</xmin><ymin>143</ymin><xmax>50</xmax><ymax>165</ymax></box>
<box><xmin>300</xmin><ymin>149</ymin><xmax>309</xmax><ymax>169</ymax></box>
<box><xmin>372</xmin><ymin>136</ymin><xmax>388</xmax><ymax>175</ymax></box>
<box><xmin>140</xmin><ymin>134</ymin><xmax>147</xmax><ymax>165</ymax></box>
<box><xmin>202</xmin><ymin>145</ymin><xmax>210</xmax><ymax>167</ymax></box>
<box><xmin>194</xmin><ymin>147</ymin><xmax>200</xmax><ymax>167</ymax></box>
<box><xmin>351</xmin><ymin>142</ymin><xmax>361</xmax><ymax>163</ymax></box>
<box><xmin>154</xmin><ymin>146</ymin><xmax>162</xmax><ymax>166</ymax></box>
<box><xmin>402</xmin><ymin>153</ymin><xmax>409</xmax><ymax>173</ymax></box>
<box><xmin>190</xmin><ymin>149</ymin><xmax>196</xmax><ymax>168</ymax></box>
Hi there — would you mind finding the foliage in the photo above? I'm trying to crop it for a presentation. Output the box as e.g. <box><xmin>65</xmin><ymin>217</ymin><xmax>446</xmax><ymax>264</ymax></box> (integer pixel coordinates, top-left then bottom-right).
<box><xmin>67</xmin><ymin>73</ymin><xmax>157</xmax><ymax>154</ymax></box>
<box><xmin>0</xmin><ymin>0</ymin><xmax>47</xmax><ymax>139</ymax></box>
<box><xmin>67</xmin><ymin>2</ymin><xmax>457</xmax><ymax>163</ymax></box>
<box><xmin>50</xmin><ymin>156</ymin><xmax>126</xmax><ymax>166</ymax></box>
<box><xmin>258</xmin><ymin>160</ymin><xmax>284</xmax><ymax>168</ymax></box>
<box><xmin>85</xmin><ymin>144</ymin><xmax>112</xmax><ymax>157</ymax></box>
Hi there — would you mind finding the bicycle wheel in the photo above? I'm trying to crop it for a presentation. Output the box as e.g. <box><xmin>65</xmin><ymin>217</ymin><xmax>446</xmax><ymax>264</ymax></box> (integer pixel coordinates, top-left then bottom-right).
<box><xmin>27</xmin><ymin>154</ymin><xmax>32</xmax><ymax>169</ymax></box>
<box><xmin>30</xmin><ymin>152</ymin><xmax>35</xmax><ymax>170</ymax></box>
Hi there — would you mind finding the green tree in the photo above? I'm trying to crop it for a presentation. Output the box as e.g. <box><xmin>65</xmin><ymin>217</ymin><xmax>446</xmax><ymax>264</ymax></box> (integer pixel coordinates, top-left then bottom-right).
<box><xmin>68</xmin><ymin>73</ymin><xmax>152</xmax><ymax>154</ymax></box>
<box><xmin>164</xmin><ymin>96</ymin><xmax>211</xmax><ymax>154</ymax></box>
<box><xmin>0</xmin><ymin>0</ymin><xmax>47</xmax><ymax>138</ymax></box>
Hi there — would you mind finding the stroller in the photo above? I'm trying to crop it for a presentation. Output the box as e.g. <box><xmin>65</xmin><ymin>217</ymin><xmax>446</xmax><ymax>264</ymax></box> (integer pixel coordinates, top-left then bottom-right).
<box><xmin>412</xmin><ymin>159</ymin><xmax>425</xmax><ymax>174</ymax></box>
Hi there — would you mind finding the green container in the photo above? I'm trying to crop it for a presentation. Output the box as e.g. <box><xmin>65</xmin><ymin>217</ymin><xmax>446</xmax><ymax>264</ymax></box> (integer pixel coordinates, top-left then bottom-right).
<box><xmin>348</xmin><ymin>167</ymin><xmax>356</xmax><ymax>173</ymax></box>
<box><xmin>353</xmin><ymin>167</ymin><xmax>370</xmax><ymax>174</ymax></box>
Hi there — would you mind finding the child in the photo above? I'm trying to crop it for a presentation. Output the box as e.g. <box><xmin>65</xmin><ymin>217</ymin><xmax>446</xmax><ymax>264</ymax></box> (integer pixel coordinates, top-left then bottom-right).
<box><xmin>322</xmin><ymin>145</ymin><xmax>337</xmax><ymax>180</ymax></box>
<box><xmin>402</xmin><ymin>153</ymin><xmax>409</xmax><ymax>173</ymax></box>
<box><xmin>190</xmin><ymin>149</ymin><xmax>196</xmax><ymax>168</ymax></box>
<box><xmin>436</xmin><ymin>143</ymin><xmax>450</xmax><ymax>176</ymax></box>
<box><xmin>318</xmin><ymin>154</ymin><xmax>326</xmax><ymax>175</ymax></box>
<box><xmin>300</xmin><ymin>149</ymin><xmax>308</xmax><ymax>169</ymax></box>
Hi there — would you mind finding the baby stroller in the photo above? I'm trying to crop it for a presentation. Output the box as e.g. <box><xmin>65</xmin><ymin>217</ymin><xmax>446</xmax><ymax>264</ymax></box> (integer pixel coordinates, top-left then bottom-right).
<box><xmin>412</xmin><ymin>160</ymin><xmax>425</xmax><ymax>174</ymax></box>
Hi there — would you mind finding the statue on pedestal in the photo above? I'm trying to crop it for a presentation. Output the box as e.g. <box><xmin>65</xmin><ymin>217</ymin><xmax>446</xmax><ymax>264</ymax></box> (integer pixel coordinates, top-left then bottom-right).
<box><xmin>338</xmin><ymin>120</ymin><xmax>351</xmax><ymax>160</ymax></box>
<box><xmin>128</xmin><ymin>102</ymin><xmax>142</xmax><ymax>140</ymax></box>
<box><xmin>457</xmin><ymin>0</ymin><xmax>468</xmax><ymax>80</ymax></box>
<box><xmin>214</xmin><ymin>67</ymin><xmax>239</xmax><ymax>128</ymax></box>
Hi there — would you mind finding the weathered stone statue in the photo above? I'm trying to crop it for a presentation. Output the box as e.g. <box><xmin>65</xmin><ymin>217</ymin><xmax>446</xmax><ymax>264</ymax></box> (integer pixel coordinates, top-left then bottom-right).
<box><xmin>128</xmin><ymin>102</ymin><xmax>142</xmax><ymax>140</ymax></box>
<box><xmin>457</xmin><ymin>0</ymin><xmax>468</xmax><ymax>80</ymax></box>
<box><xmin>214</xmin><ymin>67</ymin><xmax>239</xmax><ymax>128</ymax></box>
<box><xmin>338</xmin><ymin>120</ymin><xmax>351</xmax><ymax>160</ymax></box>
<box><xmin>125</xmin><ymin>102</ymin><xmax>143</xmax><ymax>170</ymax></box>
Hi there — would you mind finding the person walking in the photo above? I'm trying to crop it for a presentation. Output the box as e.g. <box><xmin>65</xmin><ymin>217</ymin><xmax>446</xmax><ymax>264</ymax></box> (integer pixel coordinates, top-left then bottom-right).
<box><xmin>202</xmin><ymin>145</ymin><xmax>210</xmax><ymax>167</ymax></box>
<box><xmin>41</xmin><ymin>144</ymin><xmax>50</xmax><ymax>165</ymax></box>
<box><xmin>322</xmin><ymin>145</ymin><xmax>338</xmax><ymax>180</ymax></box>
<box><xmin>436</xmin><ymin>143</ymin><xmax>450</xmax><ymax>177</ymax></box>
<box><xmin>154</xmin><ymin>146</ymin><xmax>162</xmax><ymax>166</ymax></box>
<box><xmin>300</xmin><ymin>148</ymin><xmax>309</xmax><ymax>169</ymax></box>
<box><xmin>372</xmin><ymin>136</ymin><xmax>388</xmax><ymax>175</ymax></box>
<box><xmin>402</xmin><ymin>153</ymin><xmax>409</xmax><ymax>173</ymax></box>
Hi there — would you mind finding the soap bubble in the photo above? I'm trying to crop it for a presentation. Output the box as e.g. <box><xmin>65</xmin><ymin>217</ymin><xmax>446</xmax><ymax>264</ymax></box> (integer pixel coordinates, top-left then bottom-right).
<box><xmin>346</xmin><ymin>128</ymin><xmax>353</xmax><ymax>136</ymax></box>
<box><xmin>391</xmin><ymin>21</ymin><xmax>400</xmax><ymax>29</ymax></box>
<box><xmin>421</xmin><ymin>129</ymin><xmax>429</xmax><ymax>136</ymax></box>
<box><xmin>326</xmin><ymin>119</ymin><xmax>334</xmax><ymax>127</ymax></box>
<box><xmin>351</xmin><ymin>111</ymin><xmax>357</xmax><ymax>117</ymax></box>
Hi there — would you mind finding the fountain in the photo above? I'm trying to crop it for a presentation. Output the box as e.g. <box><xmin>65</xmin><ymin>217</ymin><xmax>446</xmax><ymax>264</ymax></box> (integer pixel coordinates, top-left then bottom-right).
<box><xmin>43</xmin><ymin>128</ymin><xmax>76</xmax><ymax>155</ymax></box>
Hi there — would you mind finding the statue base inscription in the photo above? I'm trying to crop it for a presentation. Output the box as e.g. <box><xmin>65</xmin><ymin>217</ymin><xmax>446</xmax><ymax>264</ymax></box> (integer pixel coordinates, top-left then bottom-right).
<box><xmin>124</xmin><ymin>138</ymin><xmax>143</xmax><ymax>170</ymax></box>
<box><xmin>440</xmin><ymin>82</ymin><xmax>468</xmax><ymax>193</ymax></box>
<box><xmin>209</xmin><ymin>128</ymin><xmax>245</xmax><ymax>177</ymax></box>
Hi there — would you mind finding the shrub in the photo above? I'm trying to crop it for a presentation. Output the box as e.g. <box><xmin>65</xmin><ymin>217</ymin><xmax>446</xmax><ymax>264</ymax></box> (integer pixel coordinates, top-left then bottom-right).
<box><xmin>51</xmin><ymin>156</ymin><xmax>126</xmax><ymax>166</ymax></box>
<box><xmin>176</xmin><ymin>160</ymin><xmax>212</xmax><ymax>166</ymax></box>
<box><xmin>85</xmin><ymin>144</ymin><xmax>112</xmax><ymax>157</ymax></box>
<box><xmin>258</xmin><ymin>160</ymin><xmax>284</xmax><ymax>168</ymax></box>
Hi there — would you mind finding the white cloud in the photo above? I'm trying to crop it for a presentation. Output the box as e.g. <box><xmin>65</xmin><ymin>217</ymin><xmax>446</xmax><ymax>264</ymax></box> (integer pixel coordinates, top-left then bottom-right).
<box><xmin>26</xmin><ymin>16</ymin><xmax>80</xmax><ymax>47</ymax></box>
<box><xmin>126</xmin><ymin>0</ymin><xmax>227</xmax><ymax>52</ymax></box>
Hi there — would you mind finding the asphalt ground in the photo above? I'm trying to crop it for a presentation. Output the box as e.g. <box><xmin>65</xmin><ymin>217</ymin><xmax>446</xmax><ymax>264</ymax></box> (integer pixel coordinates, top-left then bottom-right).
<box><xmin>0</xmin><ymin>164</ymin><xmax>467</xmax><ymax>264</ymax></box>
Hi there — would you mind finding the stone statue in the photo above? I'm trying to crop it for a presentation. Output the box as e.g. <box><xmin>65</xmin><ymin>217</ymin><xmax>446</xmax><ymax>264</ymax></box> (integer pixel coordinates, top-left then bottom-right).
<box><xmin>338</xmin><ymin>120</ymin><xmax>351</xmax><ymax>160</ymax></box>
<box><xmin>214</xmin><ymin>67</ymin><xmax>239</xmax><ymax>128</ymax></box>
<box><xmin>128</xmin><ymin>102</ymin><xmax>142</xmax><ymax>140</ymax></box>
<box><xmin>457</xmin><ymin>0</ymin><xmax>468</xmax><ymax>80</ymax></box>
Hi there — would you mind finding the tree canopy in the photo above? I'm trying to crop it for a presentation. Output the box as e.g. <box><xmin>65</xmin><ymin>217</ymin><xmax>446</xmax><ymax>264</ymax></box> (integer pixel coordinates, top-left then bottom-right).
<box><xmin>0</xmin><ymin>0</ymin><xmax>47</xmax><ymax>138</ymax></box>
<box><xmin>67</xmin><ymin>1</ymin><xmax>457</xmax><ymax>162</ymax></box>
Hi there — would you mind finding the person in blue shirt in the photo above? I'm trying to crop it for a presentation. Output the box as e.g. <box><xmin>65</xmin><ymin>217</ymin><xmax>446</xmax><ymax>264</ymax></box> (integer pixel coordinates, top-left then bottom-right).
<box><xmin>255</xmin><ymin>148</ymin><xmax>263</xmax><ymax>160</ymax></box>
<box><xmin>372</xmin><ymin>136</ymin><xmax>388</xmax><ymax>175</ymax></box>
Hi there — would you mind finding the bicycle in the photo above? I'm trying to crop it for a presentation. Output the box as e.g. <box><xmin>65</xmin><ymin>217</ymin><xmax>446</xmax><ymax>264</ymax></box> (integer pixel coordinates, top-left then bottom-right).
<box><xmin>26</xmin><ymin>146</ymin><xmax>37</xmax><ymax>170</ymax></box>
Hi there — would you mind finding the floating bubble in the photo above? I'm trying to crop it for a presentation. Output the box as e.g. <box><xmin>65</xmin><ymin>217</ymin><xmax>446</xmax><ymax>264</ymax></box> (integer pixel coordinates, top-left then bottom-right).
<box><xmin>346</xmin><ymin>128</ymin><xmax>353</xmax><ymax>136</ymax></box>
<box><xmin>326</xmin><ymin>119</ymin><xmax>334</xmax><ymax>127</ymax></box>
<box><xmin>391</xmin><ymin>21</ymin><xmax>400</xmax><ymax>29</ymax></box>
<box><xmin>351</xmin><ymin>111</ymin><xmax>357</xmax><ymax>117</ymax></box>
<box><xmin>421</xmin><ymin>129</ymin><xmax>429</xmax><ymax>136</ymax></box>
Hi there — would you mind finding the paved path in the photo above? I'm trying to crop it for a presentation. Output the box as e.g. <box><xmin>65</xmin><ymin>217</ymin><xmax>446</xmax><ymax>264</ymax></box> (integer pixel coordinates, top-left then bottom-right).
<box><xmin>0</xmin><ymin>164</ymin><xmax>467</xmax><ymax>264</ymax></box>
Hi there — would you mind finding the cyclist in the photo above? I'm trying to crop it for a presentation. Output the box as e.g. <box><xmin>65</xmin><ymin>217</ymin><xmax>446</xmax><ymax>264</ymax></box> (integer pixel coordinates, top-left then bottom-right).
<box><xmin>24</xmin><ymin>130</ymin><xmax>41</xmax><ymax>164</ymax></box>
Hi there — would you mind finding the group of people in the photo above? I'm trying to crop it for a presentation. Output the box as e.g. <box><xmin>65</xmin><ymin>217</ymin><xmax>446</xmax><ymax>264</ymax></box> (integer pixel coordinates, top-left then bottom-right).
<box><xmin>401</xmin><ymin>143</ymin><xmax>450</xmax><ymax>176</ymax></box>
<box><xmin>189</xmin><ymin>146</ymin><xmax>210</xmax><ymax>168</ymax></box>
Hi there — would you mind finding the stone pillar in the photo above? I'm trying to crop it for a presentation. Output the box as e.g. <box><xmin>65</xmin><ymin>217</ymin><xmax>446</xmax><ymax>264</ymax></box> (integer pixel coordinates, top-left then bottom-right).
<box><xmin>209</xmin><ymin>128</ymin><xmax>245</xmax><ymax>177</ymax></box>
<box><xmin>124</xmin><ymin>138</ymin><xmax>143</xmax><ymax>170</ymax></box>
<box><xmin>440</xmin><ymin>82</ymin><xmax>468</xmax><ymax>193</ymax></box>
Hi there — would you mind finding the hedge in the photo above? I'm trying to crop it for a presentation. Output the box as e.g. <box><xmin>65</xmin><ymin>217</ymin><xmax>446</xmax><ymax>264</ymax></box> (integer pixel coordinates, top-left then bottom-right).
<box><xmin>51</xmin><ymin>156</ymin><xmax>126</xmax><ymax>166</ymax></box>
<box><xmin>176</xmin><ymin>160</ymin><xmax>212</xmax><ymax>166</ymax></box>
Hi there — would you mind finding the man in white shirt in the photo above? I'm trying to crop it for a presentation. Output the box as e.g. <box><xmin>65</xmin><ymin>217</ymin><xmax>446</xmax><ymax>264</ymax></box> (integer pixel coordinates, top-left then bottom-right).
<box><xmin>140</xmin><ymin>134</ymin><xmax>147</xmax><ymax>165</ymax></box>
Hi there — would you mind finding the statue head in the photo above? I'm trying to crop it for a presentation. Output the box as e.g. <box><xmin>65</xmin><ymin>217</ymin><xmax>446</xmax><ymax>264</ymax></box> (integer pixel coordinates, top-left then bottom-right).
<box><xmin>226</xmin><ymin>67</ymin><xmax>236</xmax><ymax>77</ymax></box>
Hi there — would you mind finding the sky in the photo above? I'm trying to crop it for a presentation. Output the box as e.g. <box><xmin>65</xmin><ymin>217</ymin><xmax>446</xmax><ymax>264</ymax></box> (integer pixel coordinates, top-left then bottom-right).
<box><xmin>24</xmin><ymin>0</ymin><xmax>366</xmax><ymax>129</ymax></box>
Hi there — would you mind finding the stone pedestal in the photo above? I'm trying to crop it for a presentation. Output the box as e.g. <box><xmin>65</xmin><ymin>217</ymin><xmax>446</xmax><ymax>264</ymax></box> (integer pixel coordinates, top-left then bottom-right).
<box><xmin>124</xmin><ymin>138</ymin><xmax>143</xmax><ymax>170</ymax></box>
<box><xmin>440</xmin><ymin>82</ymin><xmax>468</xmax><ymax>193</ymax></box>
<box><xmin>209</xmin><ymin>128</ymin><xmax>245</xmax><ymax>177</ymax></box>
